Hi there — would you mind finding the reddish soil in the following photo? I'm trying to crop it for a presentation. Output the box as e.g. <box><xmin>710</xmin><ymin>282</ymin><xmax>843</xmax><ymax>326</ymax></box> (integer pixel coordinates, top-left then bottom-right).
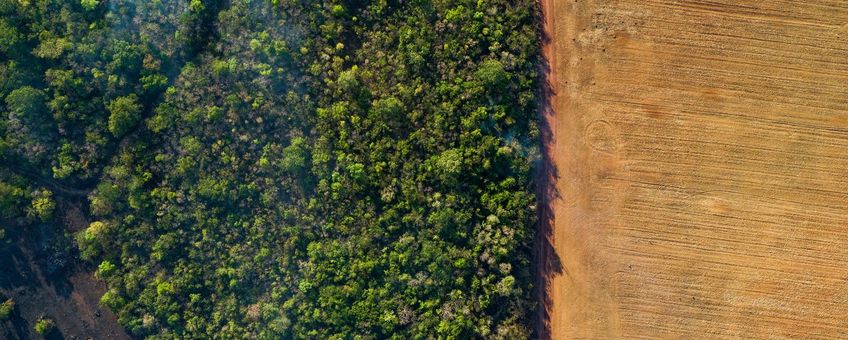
<box><xmin>0</xmin><ymin>200</ymin><xmax>130</xmax><ymax>340</ymax></box>
<box><xmin>540</xmin><ymin>0</ymin><xmax>848</xmax><ymax>338</ymax></box>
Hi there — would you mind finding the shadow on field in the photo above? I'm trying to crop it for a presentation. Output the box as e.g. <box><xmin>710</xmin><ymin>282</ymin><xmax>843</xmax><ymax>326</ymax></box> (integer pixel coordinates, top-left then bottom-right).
<box><xmin>533</xmin><ymin>1</ymin><xmax>564</xmax><ymax>338</ymax></box>
<box><xmin>0</xmin><ymin>200</ymin><xmax>130</xmax><ymax>340</ymax></box>
<box><xmin>0</xmin><ymin>224</ymin><xmax>75</xmax><ymax>340</ymax></box>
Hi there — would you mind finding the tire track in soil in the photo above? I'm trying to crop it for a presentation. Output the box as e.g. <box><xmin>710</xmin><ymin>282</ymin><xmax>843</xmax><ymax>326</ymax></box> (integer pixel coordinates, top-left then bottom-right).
<box><xmin>540</xmin><ymin>0</ymin><xmax>848</xmax><ymax>338</ymax></box>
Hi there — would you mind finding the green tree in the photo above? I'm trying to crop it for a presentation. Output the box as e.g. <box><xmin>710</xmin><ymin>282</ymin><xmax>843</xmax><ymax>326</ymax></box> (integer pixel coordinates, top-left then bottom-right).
<box><xmin>0</xmin><ymin>181</ymin><xmax>26</xmax><ymax>219</ymax></box>
<box><xmin>34</xmin><ymin>317</ymin><xmax>54</xmax><ymax>334</ymax></box>
<box><xmin>33</xmin><ymin>38</ymin><xmax>71</xmax><ymax>59</ymax></box>
<box><xmin>100</xmin><ymin>288</ymin><xmax>125</xmax><ymax>310</ymax></box>
<box><xmin>76</xmin><ymin>221</ymin><xmax>110</xmax><ymax>260</ymax></box>
<box><xmin>281</xmin><ymin>137</ymin><xmax>308</xmax><ymax>173</ymax></box>
<box><xmin>97</xmin><ymin>260</ymin><xmax>117</xmax><ymax>278</ymax></box>
<box><xmin>336</xmin><ymin>67</ymin><xmax>359</xmax><ymax>93</ymax></box>
<box><xmin>29</xmin><ymin>189</ymin><xmax>55</xmax><ymax>222</ymax></box>
<box><xmin>141</xmin><ymin>74</ymin><xmax>168</xmax><ymax>93</ymax></box>
<box><xmin>0</xmin><ymin>19</ymin><xmax>19</xmax><ymax>53</ymax></box>
<box><xmin>189</xmin><ymin>0</ymin><xmax>205</xmax><ymax>12</ymax></box>
<box><xmin>5</xmin><ymin>86</ymin><xmax>47</xmax><ymax>118</ymax></box>
<box><xmin>0</xmin><ymin>299</ymin><xmax>14</xmax><ymax>320</ymax></box>
<box><xmin>475</xmin><ymin>59</ymin><xmax>509</xmax><ymax>88</ymax></box>
<box><xmin>107</xmin><ymin>95</ymin><xmax>142</xmax><ymax>137</ymax></box>
<box><xmin>80</xmin><ymin>0</ymin><xmax>99</xmax><ymax>11</ymax></box>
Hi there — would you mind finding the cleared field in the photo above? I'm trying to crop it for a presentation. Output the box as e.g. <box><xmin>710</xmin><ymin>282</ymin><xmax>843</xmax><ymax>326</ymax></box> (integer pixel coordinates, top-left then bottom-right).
<box><xmin>541</xmin><ymin>0</ymin><xmax>848</xmax><ymax>338</ymax></box>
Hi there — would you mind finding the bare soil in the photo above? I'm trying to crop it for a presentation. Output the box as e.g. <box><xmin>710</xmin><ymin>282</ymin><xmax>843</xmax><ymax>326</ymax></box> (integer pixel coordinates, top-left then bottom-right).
<box><xmin>0</xmin><ymin>200</ymin><xmax>130</xmax><ymax>340</ymax></box>
<box><xmin>540</xmin><ymin>0</ymin><xmax>848</xmax><ymax>338</ymax></box>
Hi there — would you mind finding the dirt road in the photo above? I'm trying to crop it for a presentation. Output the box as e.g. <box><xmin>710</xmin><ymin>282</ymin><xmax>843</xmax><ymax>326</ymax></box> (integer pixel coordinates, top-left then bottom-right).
<box><xmin>541</xmin><ymin>0</ymin><xmax>848</xmax><ymax>338</ymax></box>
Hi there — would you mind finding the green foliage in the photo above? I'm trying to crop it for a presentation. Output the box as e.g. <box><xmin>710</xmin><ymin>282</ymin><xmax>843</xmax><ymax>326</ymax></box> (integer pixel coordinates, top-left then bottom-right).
<box><xmin>99</xmin><ymin>288</ymin><xmax>125</xmax><ymax>310</ymax></box>
<box><xmin>80</xmin><ymin>0</ymin><xmax>98</xmax><ymax>11</ymax></box>
<box><xmin>189</xmin><ymin>0</ymin><xmax>205</xmax><ymax>13</ymax></box>
<box><xmin>141</xmin><ymin>74</ymin><xmax>168</xmax><ymax>93</ymax></box>
<box><xmin>3</xmin><ymin>86</ymin><xmax>54</xmax><ymax>161</ymax></box>
<box><xmin>476</xmin><ymin>59</ymin><xmax>510</xmax><ymax>88</ymax></box>
<box><xmin>107</xmin><ymin>95</ymin><xmax>142</xmax><ymax>137</ymax></box>
<box><xmin>29</xmin><ymin>190</ymin><xmax>55</xmax><ymax>222</ymax></box>
<box><xmin>280</xmin><ymin>137</ymin><xmax>308</xmax><ymax>173</ymax></box>
<box><xmin>97</xmin><ymin>260</ymin><xmax>117</xmax><ymax>278</ymax></box>
<box><xmin>5</xmin><ymin>86</ymin><xmax>46</xmax><ymax>117</ymax></box>
<box><xmin>336</xmin><ymin>67</ymin><xmax>359</xmax><ymax>93</ymax></box>
<box><xmin>0</xmin><ymin>19</ymin><xmax>19</xmax><ymax>53</ymax></box>
<box><xmin>76</xmin><ymin>221</ymin><xmax>109</xmax><ymax>260</ymax></box>
<box><xmin>0</xmin><ymin>299</ymin><xmax>14</xmax><ymax>320</ymax></box>
<box><xmin>34</xmin><ymin>317</ymin><xmax>54</xmax><ymax>334</ymax></box>
<box><xmin>0</xmin><ymin>0</ymin><xmax>541</xmax><ymax>338</ymax></box>
<box><xmin>0</xmin><ymin>181</ymin><xmax>26</xmax><ymax>219</ymax></box>
<box><xmin>34</xmin><ymin>38</ymin><xmax>71</xmax><ymax>59</ymax></box>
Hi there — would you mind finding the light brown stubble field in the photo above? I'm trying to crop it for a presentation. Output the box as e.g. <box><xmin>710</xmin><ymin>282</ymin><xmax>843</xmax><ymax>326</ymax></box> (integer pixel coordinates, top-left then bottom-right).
<box><xmin>540</xmin><ymin>0</ymin><xmax>848</xmax><ymax>338</ymax></box>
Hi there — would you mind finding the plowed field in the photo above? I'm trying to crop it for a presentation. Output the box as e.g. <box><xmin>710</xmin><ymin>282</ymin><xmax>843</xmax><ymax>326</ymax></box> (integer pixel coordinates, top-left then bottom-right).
<box><xmin>540</xmin><ymin>1</ymin><xmax>848</xmax><ymax>338</ymax></box>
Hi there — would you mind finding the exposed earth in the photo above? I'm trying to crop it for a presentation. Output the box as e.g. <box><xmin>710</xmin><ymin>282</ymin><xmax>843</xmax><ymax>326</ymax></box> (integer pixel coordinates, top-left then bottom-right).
<box><xmin>540</xmin><ymin>0</ymin><xmax>848</xmax><ymax>338</ymax></box>
<box><xmin>0</xmin><ymin>199</ymin><xmax>129</xmax><ymax>340</ymax></box>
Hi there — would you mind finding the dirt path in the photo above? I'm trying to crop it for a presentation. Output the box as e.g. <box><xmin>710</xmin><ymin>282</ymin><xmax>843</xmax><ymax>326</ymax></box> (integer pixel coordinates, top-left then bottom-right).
<box><xmin>541</xmin><ymin>0</ymin><xmax>848</xmax><ymax>338</ymax></box>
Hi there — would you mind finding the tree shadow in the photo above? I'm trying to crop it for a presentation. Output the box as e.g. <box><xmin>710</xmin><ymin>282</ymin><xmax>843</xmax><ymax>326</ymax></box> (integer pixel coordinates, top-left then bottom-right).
<box><xmin>43</xmin><ymin>326</ymin><xmax>67</xmax><ymax>340</ymax></box>
<box><xmin>3</xmin><ymin>306</ymin><xmax>31</xmax><ymax>340</ymax></box>
<box><xmin>533</xmin><ymin>1</ymin><xmax>564</xmax><ymax>338</ymax></box>
<box><xmin>0</xmin><ymin>239</ymin><xmax>30</xmax><ymax>292</ymax></box>
<box><xmin>0</xmin><ymin>223</ymin><xmax>75</xmax><ymax>339</ymax></box>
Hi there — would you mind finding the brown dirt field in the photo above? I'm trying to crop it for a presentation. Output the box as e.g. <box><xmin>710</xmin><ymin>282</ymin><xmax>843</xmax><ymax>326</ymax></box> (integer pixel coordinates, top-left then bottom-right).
<box><xmin>540</xmin><ymin>0</ymin><xmax>848</xmax><ymax>338</ymax></box>
<box><xmin>0</xmin><ymin>200</ymin><xmax>130</xmax><ymax>340</ymax></box>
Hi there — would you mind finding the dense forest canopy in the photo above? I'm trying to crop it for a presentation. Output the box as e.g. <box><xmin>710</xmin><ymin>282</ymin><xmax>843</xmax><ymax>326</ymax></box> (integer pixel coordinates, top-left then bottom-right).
<box><xmin>0</xmin><ymin>0</ymin><xmax>541</xmax><ymax>338</ymax></box>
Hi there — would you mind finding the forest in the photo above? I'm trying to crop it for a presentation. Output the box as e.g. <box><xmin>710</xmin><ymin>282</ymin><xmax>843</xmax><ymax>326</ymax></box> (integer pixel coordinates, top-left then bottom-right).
<box><xmin>0</xmin><ymin>0</ymin><xmax>540</xmax><ymax>338</ymax></box>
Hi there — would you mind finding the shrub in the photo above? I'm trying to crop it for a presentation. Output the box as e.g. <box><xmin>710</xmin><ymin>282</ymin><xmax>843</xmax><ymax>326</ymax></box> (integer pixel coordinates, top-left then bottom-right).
<box><xmin>0</xmin><ymin>299</ymin><xmax>14</xmax><ymax>320</ymax></box>
<box><xmin>34</xmin><ymin>317</ymin><xmax>54</xmax><ymax>334</ymax></box>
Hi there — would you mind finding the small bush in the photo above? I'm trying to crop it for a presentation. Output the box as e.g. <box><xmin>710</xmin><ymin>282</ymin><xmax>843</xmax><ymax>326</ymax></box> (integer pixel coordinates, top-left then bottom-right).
<box><xmin>0</xmin><ymin>299</ymin><xmax>14</xmax><ymax>319</ymax></box>
<box><xmin>33</xmin><ymin>317</ymin><xmax>54</xmax><ymax>334</ymax></box>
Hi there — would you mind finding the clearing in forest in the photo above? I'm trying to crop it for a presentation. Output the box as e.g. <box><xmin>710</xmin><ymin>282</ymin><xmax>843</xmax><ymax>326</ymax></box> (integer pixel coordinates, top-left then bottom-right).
<box><xmin>541</xmin><ymin>0</ymin><xmax>848</xmax><ymax>338</ymax></box>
